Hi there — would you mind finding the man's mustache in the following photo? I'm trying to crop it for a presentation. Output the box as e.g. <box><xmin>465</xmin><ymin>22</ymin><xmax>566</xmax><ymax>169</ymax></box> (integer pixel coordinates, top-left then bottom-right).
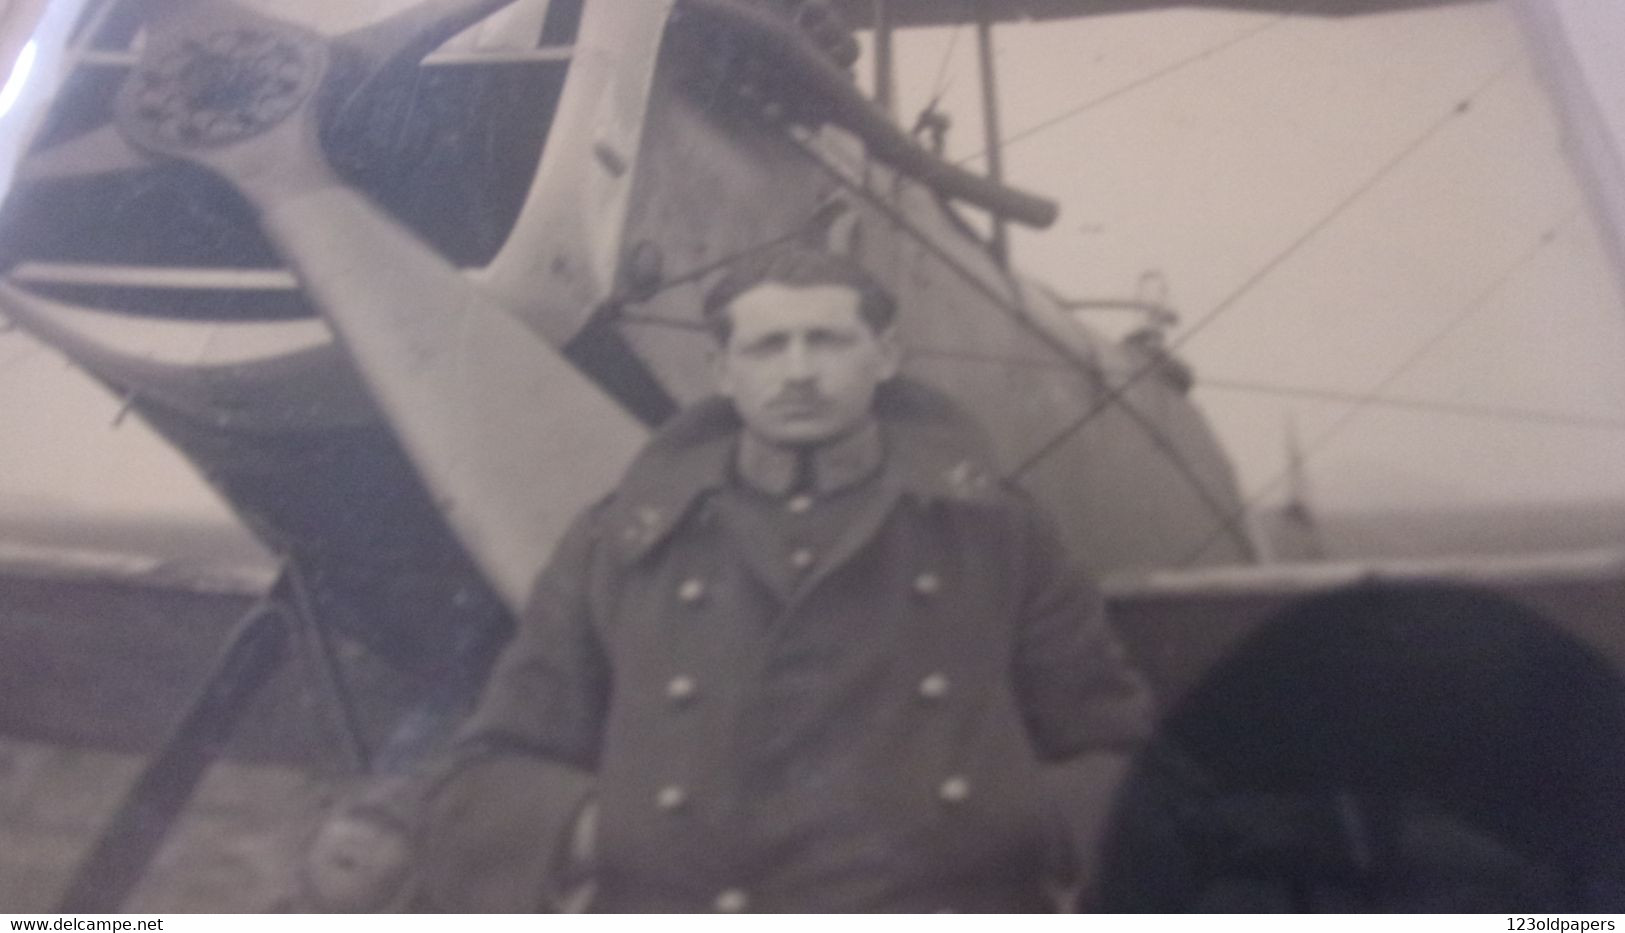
<box><xmin>768</xmin><ymin>388</ymin><xmax>829</xmax><ymax>408</ymax></box>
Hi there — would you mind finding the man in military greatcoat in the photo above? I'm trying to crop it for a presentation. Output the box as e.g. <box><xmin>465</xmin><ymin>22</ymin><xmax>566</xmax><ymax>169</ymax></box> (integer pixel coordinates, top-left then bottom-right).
<box><xmin>420</xmin><ymin>246</ymin><xmax>1154</xmax><ymax>912</ymax></box>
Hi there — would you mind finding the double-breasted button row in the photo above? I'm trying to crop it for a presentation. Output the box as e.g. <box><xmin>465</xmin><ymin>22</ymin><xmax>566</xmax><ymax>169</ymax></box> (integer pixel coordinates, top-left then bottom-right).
<box><xmin>917</xmin><ymin>672</ymin><xmax>950</xmax><ymax>700</ymax></box>
<box><xmin>666</xmin><ymin>674</ymin><xmax>697</xmax><ymax>704</ymax></box>
<box><xmin>938</xmin><ymin>775</ymin><xmax>971</xmax><ymax>804</ymax></box>
<box><xmin>676</xmin><ymin>577</ymin><xmax>706</xmax><ymax>603</ymax></box>
<box><xmin>788</xmin><ymin>547</ymin><xmax>816</xmax><ymax>571</ymax></box>
<box><xmin>714</xmin><ymin>888</ymin><xmax>750</xmax><ymax>912</ymax></box>
<box><xmin>912</xmin><ymin>571</ymin><xmax>941</xmax><ymax>596</ymax></box>
<box><xmin>656</xmin><ymin>785</ymin><xmax>687</xmax><ymax>811</ymax></box>
<box><xmin>786</xmin><ymin>493</ymin><xmax>814</xmax><ymax>514</ymax></box>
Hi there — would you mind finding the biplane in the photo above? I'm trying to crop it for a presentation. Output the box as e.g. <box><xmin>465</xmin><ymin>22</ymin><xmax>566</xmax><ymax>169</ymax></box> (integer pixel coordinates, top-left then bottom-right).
<box><xmin>0</xmin><ymin>0</ymin><xmax>1620</xmax><ymax>912</ymax></box>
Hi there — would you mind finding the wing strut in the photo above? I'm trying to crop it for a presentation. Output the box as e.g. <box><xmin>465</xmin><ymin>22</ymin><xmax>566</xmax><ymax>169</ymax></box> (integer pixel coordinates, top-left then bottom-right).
<box><xmin>681</xmin><ymin>0</ymin><xmax>1058</xmax><ymax>228</ymax></box>
<box><xmin>974</xmin><ymin>0</ymin><xmax>1008</xmax><ymax>263</ymax></box>
<box><xmin>872</xmin><ymin>0</ymin><xmax>894</xmax><ymax>115</ymax></box>
<box><xmin>56</xmin><ymin>562</ymin><xmax>373</xmax><ymax>912</ymax></box>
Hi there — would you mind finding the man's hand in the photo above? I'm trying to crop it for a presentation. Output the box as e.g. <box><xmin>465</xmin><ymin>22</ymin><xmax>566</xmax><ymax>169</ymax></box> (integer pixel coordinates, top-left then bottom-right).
<box><xmin>300</xmin><ymin>807</ymin><xmax>415</xmax><ymax>912</ymax></box>
<box><xmin>420</xmin><ymin>754</ymin><xmax>597</xmax><ymax>912</ymax></box>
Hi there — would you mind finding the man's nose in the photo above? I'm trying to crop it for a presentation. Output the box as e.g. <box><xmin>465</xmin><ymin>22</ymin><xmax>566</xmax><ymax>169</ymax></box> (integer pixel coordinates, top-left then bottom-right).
<box><xmin>782</xmin><ymin>340</ymin><xmax>816</xmax><ymax>381</ymax></box>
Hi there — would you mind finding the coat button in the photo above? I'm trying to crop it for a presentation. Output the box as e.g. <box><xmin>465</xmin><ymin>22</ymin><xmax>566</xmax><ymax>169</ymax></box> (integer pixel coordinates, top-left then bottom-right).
<box><xmin>788</xmin><ymin>547</ymin><xmax>816</xmax><ymax>571</ymax></box>
<box><xmin>917</xmin><ymin>672</ymin><xmax>950</xmax><ymax>700</ymax></box>
<box><xmin>938</xmin><ymin>775</ymin><xmax>971</xmax><ymax>804</ymax></box>
<box><xmin>912</xmin><ymin>572</ymin><xmax>942</xmax><ymax>596</ymax></box>
<box><xmin>714</xmin><ymin>888</ymin><xmax>750</xmax><ymax>912</ymax></box>
<box><xmin>676</xmin><ymin>577</ymin><xmax>706</xmax><ymax>604</ymax></box>
<box><xmin>655</xmin><ymin>785</ymin><xmax>688</xmax><ymax>811</ymax></box>
<box><xmin>786</xmin><ymin>493</ymin><xmax>814</xmax><ymax>514</ymax></box>
<box><xmin>666</xmin><ymin>675</ymin><xmax>698</xmax><ymax>705</ymax></box>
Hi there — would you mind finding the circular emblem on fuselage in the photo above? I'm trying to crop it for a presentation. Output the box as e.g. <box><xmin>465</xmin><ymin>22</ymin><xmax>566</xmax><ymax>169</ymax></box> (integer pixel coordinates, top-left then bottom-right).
<box><xmin>114</xmin><ymin>21</ymin><xmax>326</xmax><ymax>155</ymax></box>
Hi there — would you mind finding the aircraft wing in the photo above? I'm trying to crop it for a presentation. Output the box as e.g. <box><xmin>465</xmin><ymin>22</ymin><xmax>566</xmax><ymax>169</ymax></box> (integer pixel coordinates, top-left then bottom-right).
<box><xmin>834</xmin><ymin>0</ymin><xmax>1491</xmax><ymax>29</ymax></box>
<box><xmin>1106</xmin><ymin>548</ymin><xmax>1625</xmax><ymax>709</ymax></box>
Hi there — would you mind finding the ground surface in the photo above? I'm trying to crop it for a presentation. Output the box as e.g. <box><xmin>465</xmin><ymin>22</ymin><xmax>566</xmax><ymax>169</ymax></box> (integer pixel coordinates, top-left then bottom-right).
<box><xmin>0</xmin><ymin>737</ymin><xmax>342</xmax><ymax>913</ymax></box>
<box><xmin>0</xmin><ymin>573</ymin><xmax>422</xmax><ymax>913</ymax></box>
<box><xmin>5</xmin><ymin>557</ymin><xmax>1622</xmax><ymax>913</ymax></box>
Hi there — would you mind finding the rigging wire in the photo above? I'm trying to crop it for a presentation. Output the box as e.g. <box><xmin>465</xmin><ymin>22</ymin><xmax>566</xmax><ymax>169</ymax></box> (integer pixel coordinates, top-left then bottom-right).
<box><xmin>1196</xmin><ymin>374</ymin><xmax>1625</xmax><ymax>433</ymax></box>
<box><xmin>925</xmin><ymin>2</ymin><xmax>971</xmax><ymax>107</ymax></box>
<box><xmin>1174</xmin><ymin>208</ymin><xmax>1584</xmax><ymax>566</ymax></box>
<box><xmin>897</xmin><ymin>347</ymin><xmax>1625</xmax><ymax>433</ymax></box>
<box><xmin>783</xmin><ymin>117</ymin><xmax>1254</xmax><ymax>536</ymax></box>
<box><xmin>955</xmin><ymin>10</ymin><xmax>1294</xmax><ymax>165</ymax></box>
<box><xmin>617</xmin><ymin>215</ymin><xmax>825</xmax><ymax>315</ymax></box>
<box><xmin>776</xmin><ymin>123</ymin><xmax>1256</xmax><ymax>546</ymax></box>
<box><xmin>1010</xmin><ymin>56</ymin><xmax>1523</xmax><ymax>481</ymax></box>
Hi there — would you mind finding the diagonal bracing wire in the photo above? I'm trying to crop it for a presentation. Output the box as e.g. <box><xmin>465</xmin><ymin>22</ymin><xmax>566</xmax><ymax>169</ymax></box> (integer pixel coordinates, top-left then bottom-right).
<box><xmin>925</xmin><ymin>1</ymin><xmax>973</xmax><ymax>107</ymax></box>
<box><xmin>1196</xmin><ymin>374</ymin><xmax>1625</xmax><ymax>433</ymax></box>
<box><xmin>898</xmin><ymin>346</ymin><xmax>1625</xmax><ymax>433</ymax></box>
<box><xmin>955</xmin><ymin>9</ymin><xmax>1297</xmax><ymax>165</ymax></box>
<box><xmin>1174</xmin><ymin>208</ymin><xmax>1584</xmax><ymax>566</ymax></box>
<box><xmin>1010</xmin><ymin>56</ymin><xmax>1523</xmax><ymax>482</ymax></box>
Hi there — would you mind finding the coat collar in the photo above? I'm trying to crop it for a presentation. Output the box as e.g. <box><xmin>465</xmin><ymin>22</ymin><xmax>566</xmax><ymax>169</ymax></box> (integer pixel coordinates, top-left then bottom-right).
<box><xmin>607</xmin><ymin>379</ymin><xmax>1004</xmax><ymax>563</ymax></box>
<box><xmin>735</xmin><ymin>419</ymin><xmax>884</xmax><ymax>498</ymax></box>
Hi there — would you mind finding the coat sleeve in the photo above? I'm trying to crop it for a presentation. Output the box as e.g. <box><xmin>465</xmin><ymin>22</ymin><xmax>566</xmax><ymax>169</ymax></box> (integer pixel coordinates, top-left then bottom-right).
<box><xmin>455</xmin><ymin>501</ymin><xmax>613</xmax><ymax>766</ymax></box>
<box><xmin>1010</xmin><ymin>500</ymin><xmax>1156</xmax><ymax>761</ymax></box>
<box><xmin>418</xmin><ymin>504</ymin><xmax>613</xmax><ymax>911</ymax></box>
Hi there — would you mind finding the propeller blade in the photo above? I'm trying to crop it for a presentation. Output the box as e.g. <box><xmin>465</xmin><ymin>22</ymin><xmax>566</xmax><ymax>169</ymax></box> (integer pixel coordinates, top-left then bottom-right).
<box><xmin>252</xmin><ymin>184</ymin><xmax>647</xmax><ymax>609</ymax></box>
<box><xmin>337</xmin><ymin>0</ymin><xmax>522</xmax><ymax>72</ymax></box>
<box><xmin>16</xmin><ymin>124</ymin><xmax>155</xmax><ymax>183</ymax></box>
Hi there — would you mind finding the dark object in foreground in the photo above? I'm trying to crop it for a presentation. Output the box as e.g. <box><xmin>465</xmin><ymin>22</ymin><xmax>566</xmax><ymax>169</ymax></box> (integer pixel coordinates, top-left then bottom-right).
<box><xmin>1099</xmin><ymin>581</ymin><xmax>1625</xmax><ymax>912</ymax></box>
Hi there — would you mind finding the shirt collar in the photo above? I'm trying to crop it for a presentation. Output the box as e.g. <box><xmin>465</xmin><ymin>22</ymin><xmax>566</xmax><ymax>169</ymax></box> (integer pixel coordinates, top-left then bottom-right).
<box><xmin>734</xmin><ymin>419</ymin><xmax>883</xmax><ymax>498</ymax></box>
<box><xmin>606</xmin><ymin>380</ymin><xmax>1004</xmax><ymax>564</ymax></box>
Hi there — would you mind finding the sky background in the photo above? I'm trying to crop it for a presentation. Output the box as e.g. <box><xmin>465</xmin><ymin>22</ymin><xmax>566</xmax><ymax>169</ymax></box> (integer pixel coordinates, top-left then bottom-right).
<box><xmin>1</xmin><ymin>0</ymin><xmax>1623</xmax><ymax>565</ymax></box>
<box><xmin>860</xmin><ymin>0</ymin><xmax>1625</xmax><ymax>516</ymax></box>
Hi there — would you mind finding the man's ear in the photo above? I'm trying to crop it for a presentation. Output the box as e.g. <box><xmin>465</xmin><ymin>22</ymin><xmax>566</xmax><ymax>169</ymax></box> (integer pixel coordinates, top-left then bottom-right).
<box><xmin>876</xmin><ymin>326</ymin><xmax>903</xmax><ymax>381</ymax></box>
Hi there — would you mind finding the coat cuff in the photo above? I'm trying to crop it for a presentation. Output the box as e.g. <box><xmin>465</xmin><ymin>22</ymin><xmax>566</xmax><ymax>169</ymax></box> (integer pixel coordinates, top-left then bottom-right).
<box><xmin>418</xmin><ymin>751</ymin><xmax>595</xmax><ymax>912</ymax></box>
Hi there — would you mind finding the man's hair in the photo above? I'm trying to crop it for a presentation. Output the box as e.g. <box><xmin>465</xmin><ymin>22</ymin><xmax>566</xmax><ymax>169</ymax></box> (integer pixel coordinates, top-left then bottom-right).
<box><xmin>701</xmin><ymin>246</ymin><xmax>897</xmax><ymax>343</ymax></box>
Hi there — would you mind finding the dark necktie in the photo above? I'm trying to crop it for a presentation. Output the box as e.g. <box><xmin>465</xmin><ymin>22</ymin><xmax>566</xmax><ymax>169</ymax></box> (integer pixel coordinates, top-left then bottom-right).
<box><xmin>790</xmin><ymin>450</ymin><xmax>817</xmax><ymax>497</ymax></box>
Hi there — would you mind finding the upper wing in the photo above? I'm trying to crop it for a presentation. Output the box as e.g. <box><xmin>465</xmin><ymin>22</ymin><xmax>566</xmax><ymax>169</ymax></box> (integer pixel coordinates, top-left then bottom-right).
<box><xmin>833</xmin><ymin>0</ymin><xmax>1491</xmax><ymax>29</ymax></box>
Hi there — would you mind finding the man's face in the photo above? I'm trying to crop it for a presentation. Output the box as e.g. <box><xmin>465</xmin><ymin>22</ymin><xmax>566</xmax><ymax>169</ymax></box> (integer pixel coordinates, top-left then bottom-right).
<box><xmin>714</xmin><ymin>282</ymin><xmax>900</xmax><ymax>447</ymax></box>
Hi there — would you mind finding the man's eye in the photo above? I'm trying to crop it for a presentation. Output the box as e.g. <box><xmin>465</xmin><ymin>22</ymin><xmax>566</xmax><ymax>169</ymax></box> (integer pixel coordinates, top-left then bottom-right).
<box><xmin>808</xmin><ymin>331</ymin><xmax>858</xmax><ymax>349</ymax></box>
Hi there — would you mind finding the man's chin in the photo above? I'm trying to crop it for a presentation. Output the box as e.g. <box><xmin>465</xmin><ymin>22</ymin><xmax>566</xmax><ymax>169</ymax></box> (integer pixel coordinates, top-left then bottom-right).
<box><xmin>752</xmin><ymin>419</ymin><xmax>843</xmax><ymax>447</ymax></box>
